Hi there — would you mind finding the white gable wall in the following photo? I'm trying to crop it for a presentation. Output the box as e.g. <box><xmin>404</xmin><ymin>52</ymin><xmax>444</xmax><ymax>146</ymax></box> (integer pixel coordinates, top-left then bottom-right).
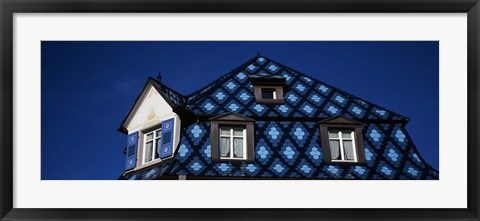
<box><xmin>126</xmin><ymin>84</ymin><xmax>173</xmax><ymax>132</ymax></box>
<box><xmin>124</xmin><ymin>83</ymin><xmax>182</xmax><ymax>169</ymax></box>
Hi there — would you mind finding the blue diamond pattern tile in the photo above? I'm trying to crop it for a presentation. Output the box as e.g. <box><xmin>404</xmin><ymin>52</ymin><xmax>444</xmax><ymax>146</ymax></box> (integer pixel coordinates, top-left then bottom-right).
<box><xmin>244</xmin><ymin>163</ymin><xmax>260</xmax><ymax>176</ymax></box>
<box><xmin>377</xmin><ymin>161</ymin><xmax>396</xmax><ymax>179</ymax></box>
<box><xmin>280</xmin><ymin>140</ymin><xmax>299</xmax><ymax>166</ymax></box>
<box><xmin>366</xmin><ymin>125</ymin><xmax>384</xmax><ymax>147</ymax></box>
<box><xmin>215</xmin><ymin>162</ymin><xmax>233</xmax><ymax>176</ymax></box>
<box><xmin>265</xmin><ymin>123</ymin><xmax>284</xmax><ymax>147</ymax></box>
<box><xmin>187</xmin><ymin>157</ymin><xmax>206</xmax><ymax>175</ymax></box>
<box><xmin>307</xmin><ymin>142</ymin><xmax>322</xmax><ymax>166</ymax></box>
<box><xmin>281</xmin><ymin>71</ymin><xmax>292</xmax><ymax>82</ymax></box>
<box><xmin>256</xmin><ymin>140</ymin><xmax>273</xmax><ymax>165</ymax></box>
<box><xmin>293</xmin><ymin>81</ymin><xmax>307</xmax><ymax>94</ymax></box>
<box><xmin>269</xmin><ymin>158</ymin><xmax>288</xmax><ymax>177</ymax></box>
<box><xmin>214</xmin><ymin>91</ymin><xmax>226</xmax><ymax>101</ymax></box>
<box><xmin>236</xmin><ymin>72</ymin><xmax>247</xmax><ymax>81</ymax></box>
<box><xmin>402</xmin><ymin>162</ymin><xmax>423</xmax><ymax>179</ymax></box>
<box><xmin>256</xmin><ymin>57</ymin><xmax>267</xmax><ymax>65</ymax></box>
<box><xmin>317</xmin><ymin>84</ymin><xmax>331</xmax><ymax>95</ymax></box>
<box><xmin>246</xmin><ymin>64</ymin><xmax>258</xmax><ymax>73</ymax></box>
<box><xmin>309</xmin><ymin>93</ymin><xmax>323</xmax><ymax>104</ymax></box>
<box><xmin>266</xmin><ymin>62</ymin><xmax>280</xmax><ymax>73</ymax></box>
<box><xmin>252</xmin><ymin>104</ymin><xmax>267</xmax><ymax>115</ymax></box>
<box><xmin>296</xmin><ymin>159</ymin><xmax>316</xmax><ymax>177</ymax></box>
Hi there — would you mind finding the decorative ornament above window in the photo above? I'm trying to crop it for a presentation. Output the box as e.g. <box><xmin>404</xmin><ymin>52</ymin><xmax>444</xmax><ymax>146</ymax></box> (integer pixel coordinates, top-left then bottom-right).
<box><xmin>318</xmin><ymin>115</ymin><xmax>366</xmax><ymax>164</ymax></box>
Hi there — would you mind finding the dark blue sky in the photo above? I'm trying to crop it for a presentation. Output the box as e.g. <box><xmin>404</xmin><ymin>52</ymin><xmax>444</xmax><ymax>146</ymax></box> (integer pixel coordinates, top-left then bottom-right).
<box><xmin>41</xmin><ymin>41</ymin><xmax>439</xmax><ymax>180</ymax></box>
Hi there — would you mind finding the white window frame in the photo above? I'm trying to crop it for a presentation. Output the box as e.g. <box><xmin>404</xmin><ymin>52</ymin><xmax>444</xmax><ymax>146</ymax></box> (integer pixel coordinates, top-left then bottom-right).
<box><xmin>329</xmin><ymin>129</ymin><xmax>358</xmax><ymax>162</ymax></box>
<box><xmin>261</xmin><ymin>88</ymin><xmax>277</xmax><ymax>99</ymax></box>
<box><xmin>143</xmin><ymin>127</ymin><xmax>162</xmax><ymax>164</ymax></box>
<box><xmin>219</xmin><ymin>126</ymin><xmax>247</xmax><ymax>160</ymax></box>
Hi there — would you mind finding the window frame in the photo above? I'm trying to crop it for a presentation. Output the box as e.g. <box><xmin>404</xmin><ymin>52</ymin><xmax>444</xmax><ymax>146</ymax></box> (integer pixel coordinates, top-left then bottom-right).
<box><xmin>328</xmin><ymin>129</ymin><xmax>358</xmax><ymax>162</ymax></box>
<box><xmin>219</xmin><ymin>126</ymin><xmax>247</xmax><ymax>160</ymax></box>
<box><xmin>250</xmin><ymin>77</ymin><xmax>286</xmax><ymax>104</ymax></box>
<box><xmin>209</xmin><ymin>112</ymin><xmax>255</xmax><ymax>162</ymax></box>
<box><xmin>141</xmin><ymin>126</ymin><xmax>162</xmax><ymax>165</ymax></box>
<box><xmin>261</xmin><ymin>88</ymin><xmax>277</xmax><ymax>99</ymax></box>
<box><xmin>318</xmin><ymin>115</ymin><xmax>366</xmax><ymax>164</ymax></box>
<box><xmin>253</xmin><ymin>85</ymin><xmax>284</xmax><ymax>103</ymax></box>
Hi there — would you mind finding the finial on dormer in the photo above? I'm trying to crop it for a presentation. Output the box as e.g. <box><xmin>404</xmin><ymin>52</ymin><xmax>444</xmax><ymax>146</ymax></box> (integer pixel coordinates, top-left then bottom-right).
<box><xmin>256</xmin><ymin>52</ymin><xmax>260</xmax><ymax>57</ymax></box>
<box><xmin>156</xmin><ymin>72</ymin><xmax>162</xmax><ymax>82</ymax></box>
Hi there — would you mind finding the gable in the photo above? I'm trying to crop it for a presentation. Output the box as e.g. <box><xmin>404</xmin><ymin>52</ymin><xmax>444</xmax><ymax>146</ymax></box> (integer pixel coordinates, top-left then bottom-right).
<box><xmin>209</xmin><ymin>112</ymin><xmax>255</xmax><ymax>122</ymax></box>
<box><xmin>318</xmin><ymin>115</ymin><xmax>363</xmax><ymax>125</ymax></box>
<box><xmin>122</xmin><ymin>83</ymin><xmax>174</xmax><ymax>133</ymax></box>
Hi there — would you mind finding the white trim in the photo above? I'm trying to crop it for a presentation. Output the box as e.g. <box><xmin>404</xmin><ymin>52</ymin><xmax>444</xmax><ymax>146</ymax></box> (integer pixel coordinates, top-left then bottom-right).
<box><xmin>329</xmin><ymin>130</ymin><xmax>358</xmax><ymax>162</ymax></box>
<box><xmin>142</xmin><ymin>127</ymin><xmax>161</xmax><ymax>164</ymax></box>
<box><xmin>219</xmin><ymin>126</ymin><xmax>247</xmax><ymax>160</ymax></box>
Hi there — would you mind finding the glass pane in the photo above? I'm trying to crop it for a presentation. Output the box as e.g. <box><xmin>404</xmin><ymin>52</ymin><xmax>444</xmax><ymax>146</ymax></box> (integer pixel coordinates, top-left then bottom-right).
<box><xmin>329</xmin><ymin>140</ymin><xmax>341</xmax><ymax>160</ymax></box>
<box><xmin>220</xmin><ymin>137</ymin><xmax>230</xmax><ymax>157</ymax></box>
<box><xmin>233</xmin><ymin>128</ymin><xmax>244</xmax><ymax>136</ymax></box>
<box><xmin>146</xmin><ymin>133</ymin><xmax>153</xmax><ymax>141</ymax></box>
<box><xmin>155</xmin><ymin>130</ymin><xmax>161</xmax><ymax>137</ymax></box>
<box><xmin>145</xmin><ymin>141</ymin><xmax>153</xmax><ymax>162</ymax></box>
<box><xmin>343</xmin><ymin>140</ymin><xmax>355</xmax><ymax>160</ymax></box>
<box><xmin>261</xmin><ymin>88</ymin><xmax>275</xmax><ymax>99</ymax></box>
<box><xmin>342</xmin><ymin>131</ymin><xmax>353</xmax><ymax>139</ymax></box>
<box><xmin>220</xmin><ymin>128</ymin><xmax>230</xmax><ymax>136</ymax></box>
<box><xmin>233</xmin><ymin>137</ymin><xmax>244</xmax><ymax>158</ymax></box>
<box><xmin>155</xmin><ymin>138</ymin><xmax>160</xmax><ymax>159</ymax></box>
<box><xmin>328</xmin><ymin>130</ymin><xmax>339</xmax><ymax>139</ymax></box>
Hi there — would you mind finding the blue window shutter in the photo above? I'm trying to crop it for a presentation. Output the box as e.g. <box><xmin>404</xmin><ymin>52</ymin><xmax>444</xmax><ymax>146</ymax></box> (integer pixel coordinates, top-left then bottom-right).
<box><xmin>125</xmin><ymin>131</ymin><xmax>139</xmax><ymax>171</ymax></box>
<box><xmin>159</xmin><ymin>118</ymin><xmax>174</xmax><ymax>159</ymax></box>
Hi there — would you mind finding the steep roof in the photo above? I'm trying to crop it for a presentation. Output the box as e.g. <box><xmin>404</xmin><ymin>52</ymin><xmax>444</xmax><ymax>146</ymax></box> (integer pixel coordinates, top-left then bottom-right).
<box><xmin>120</xmin><ymin>55</ymin><xmax>438</xmax><ymax>180</ymax></box>
<box><xmin>152</xmin><ymin>78</ymin><xmax>186</xmax><ymax>108</ymax></box>
<box><xmin>185</xmin><ymin>55</ymin><xmax>408</xmax><ymax>123</ymax></box>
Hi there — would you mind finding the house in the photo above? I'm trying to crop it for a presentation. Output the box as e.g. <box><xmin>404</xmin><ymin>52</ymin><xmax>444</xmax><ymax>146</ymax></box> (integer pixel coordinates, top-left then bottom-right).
<box><xmin>118</xmin><ymin>55</ymin><xmax>439</xmax><ymax>180</ymax></box>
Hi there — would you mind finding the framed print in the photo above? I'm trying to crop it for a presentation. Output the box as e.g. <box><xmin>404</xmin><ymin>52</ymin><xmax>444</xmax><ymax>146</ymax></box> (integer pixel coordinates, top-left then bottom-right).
<box><xmin>1</xmin><ymin>0</ymin><xmax>479</xmax><ymax>220</ymax></box>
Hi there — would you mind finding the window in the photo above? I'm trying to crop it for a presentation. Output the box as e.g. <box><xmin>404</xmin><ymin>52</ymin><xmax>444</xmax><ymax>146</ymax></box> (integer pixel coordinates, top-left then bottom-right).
<box><xmin>143</xmin><ymin>128</ymin><xmax>161</xmax><ymax>163</ymax></box>
<box><xmin>328</xmin><ymin>129</ymin><xmax>357</xmax><ymax>162</ymax></box>
<box><xmin>261</xmin><ymin>88</ymin><xmax>276</xmax><ymax>99</ymax></box>
<box><xmin>253</xmin><ymin>86</ymin><xmax>284</xmax><ymax>103</ymax></box>
<box><xmin>219</xmin><ymin>126</ymin><xmax>247</xmax><ymax>159</ymax></box>
<box><xmin>318</xmin><ymin>115</ymin><xmax>366</xmax><ymax>164</ymax></box>
<box><xmin>209</xmin><ymin>112</ymin><xmax>255</xmax><ymax>161</ymax></box>
<box><xmin>250</xmin><ymin>77</ymin><xmax>286</xmax><ymax>103</ymax></box>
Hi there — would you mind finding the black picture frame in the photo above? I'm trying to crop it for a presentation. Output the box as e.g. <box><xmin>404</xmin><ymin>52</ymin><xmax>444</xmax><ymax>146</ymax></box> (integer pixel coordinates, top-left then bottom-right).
<box><xmin>1</xmin><ymin>0</ymin><xmax>479</xmax><ymax>220</ymax></box>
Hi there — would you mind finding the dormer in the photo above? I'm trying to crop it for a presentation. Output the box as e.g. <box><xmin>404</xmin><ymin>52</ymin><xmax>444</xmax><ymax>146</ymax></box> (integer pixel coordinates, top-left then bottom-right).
<box><xmin>209</xmin><ymin>112</ymin><xmax>255</xmax><ymax>162</ymax></box>
<box><xmin>318</xmin><ymin>115</ymin><xmax>366</xmax><ymax>164</ymax></box>
<box><xmin>249</xmin><ymin>73</ymin><xmax>286</xmax><ymax>104</ymax></box>
<box><xmin>119</xmin><ymin>79</ymin><xmax>183</xmax><ymax>172</ymax></box>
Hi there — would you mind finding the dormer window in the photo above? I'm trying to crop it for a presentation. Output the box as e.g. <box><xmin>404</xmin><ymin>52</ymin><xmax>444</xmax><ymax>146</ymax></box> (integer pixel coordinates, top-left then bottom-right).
<box><xmin>143</xmin><ymin>127</ymin><xmax>161</xmax><ymax>163</ymax></box>
<box><xmin>210</xmin><ymin>112</ymin><xmax>255</xmax><ymax>162</ymax></box>
<box><xmin>328</xmin><ymin>129</ymin><xmax>357</xmax><ymax>162</ymax></box>
<box><xmin>261</xmin><ymin>88</ymin><xmax>277</xmax><ymax>99</ymax></box>
<box><xmin>219</xmin><ymin>126</ymin><xmax>247</xmax><ymax>159</ymax></box>
<box><xmin>250</xmin><ymin>76</ymin><xmax>286</xmax><ymax>104</ymax></box>
<box><xmin>318</xmin><ymin>115</ymin><xmax>366</xmax><ymax>164</ymax></box>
